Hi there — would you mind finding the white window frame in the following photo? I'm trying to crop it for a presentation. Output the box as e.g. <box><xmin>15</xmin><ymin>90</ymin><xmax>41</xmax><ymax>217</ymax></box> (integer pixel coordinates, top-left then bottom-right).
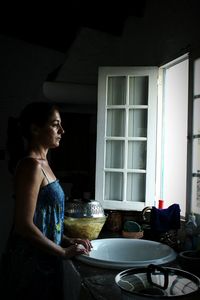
<box><xmin>95</xmin><ymin>53</ymin><xmax>200</xmax><ymax>217</ymax></box>
<box><xmin>95</xmin><ymin>67</ymin><xmax>158</xmax><ymax>211</ymax></box>
<box><xmin>191</xmin><ymin>54</ymin><xmax>200</xmax><ymax>215</ymax></box>
<box><xmin>156</xmin><ymin>54</ymin><xmax>189</xmax><ymax>217</ymax></box>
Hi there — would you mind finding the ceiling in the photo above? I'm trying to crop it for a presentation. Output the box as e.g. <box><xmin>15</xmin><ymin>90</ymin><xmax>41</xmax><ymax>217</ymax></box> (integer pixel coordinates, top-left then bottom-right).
<box><xmin>0</xmin><ymin>1</ymin><xmax>146</xmax><ymax>52</ymax></box>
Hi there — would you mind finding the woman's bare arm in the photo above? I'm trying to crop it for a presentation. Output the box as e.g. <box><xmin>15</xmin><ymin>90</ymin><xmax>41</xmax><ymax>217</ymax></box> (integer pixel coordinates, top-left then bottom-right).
<box><xmin>13</xmin><ymin>158</ymin><xmax>86</xmax><ymax>258</ymax></box>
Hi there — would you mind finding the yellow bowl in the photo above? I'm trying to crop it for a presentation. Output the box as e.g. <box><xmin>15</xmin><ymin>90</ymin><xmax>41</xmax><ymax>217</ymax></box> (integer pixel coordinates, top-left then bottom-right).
<box><xmin>64</xmin><ymin>216</ymin><xmax>107</xmax><ymax>240</ymax></box>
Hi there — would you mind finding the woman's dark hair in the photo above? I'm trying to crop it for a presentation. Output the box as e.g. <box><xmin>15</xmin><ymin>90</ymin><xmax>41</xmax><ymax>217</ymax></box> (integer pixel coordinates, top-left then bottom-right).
<box><xmin>6</xmin><ymin>101</ymin><xmax>59</xmax><ymax>174</ymax></box>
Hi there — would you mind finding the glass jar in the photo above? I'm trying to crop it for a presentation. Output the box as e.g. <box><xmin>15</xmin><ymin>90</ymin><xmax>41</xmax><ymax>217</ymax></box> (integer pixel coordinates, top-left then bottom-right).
<box><xmin>106</xmin><ymin>211</ymin><xmax>122</xmax><ymax>232</ymax></box>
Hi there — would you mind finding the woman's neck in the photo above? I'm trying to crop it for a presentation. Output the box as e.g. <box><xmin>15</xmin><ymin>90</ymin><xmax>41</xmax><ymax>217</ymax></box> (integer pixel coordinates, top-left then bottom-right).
<box><xmin>28</xmin><ymin>148</ymin><xmax>48</xmax><ymax>161</ymax></box>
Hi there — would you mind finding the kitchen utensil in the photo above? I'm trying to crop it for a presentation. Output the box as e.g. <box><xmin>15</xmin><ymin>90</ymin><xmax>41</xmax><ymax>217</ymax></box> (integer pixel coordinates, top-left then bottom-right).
<box><xmin>115</xmin><ymin>264</ymin><xmax>200</xmax><ymax>299</ymax></box>
<box><xmin>65</xmin><ymin>199</ymin><xmax>105</xmax><ymax>218</ymax></box>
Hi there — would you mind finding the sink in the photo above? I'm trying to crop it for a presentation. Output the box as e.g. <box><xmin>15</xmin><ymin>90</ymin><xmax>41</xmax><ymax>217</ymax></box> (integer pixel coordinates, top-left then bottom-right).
<box><xmin>76</xmin><ymin>238</ymin><xmax>177</xmax><ymax>269</ymax></box>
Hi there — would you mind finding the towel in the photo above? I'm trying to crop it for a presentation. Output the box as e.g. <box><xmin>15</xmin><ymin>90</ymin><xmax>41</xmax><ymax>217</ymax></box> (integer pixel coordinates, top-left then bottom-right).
<box><xmin>150</xmin><ymin>204</ymin><xmax>181</xmax><ymax>233</ymax></box>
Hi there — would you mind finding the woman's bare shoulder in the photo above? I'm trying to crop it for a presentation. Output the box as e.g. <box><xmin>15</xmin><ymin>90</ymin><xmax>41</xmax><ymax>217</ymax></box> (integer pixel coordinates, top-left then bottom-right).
<box><xmin>15</xmin><ymin>157</ymin><xmax>42</xmax><ymax>177</ymax></box>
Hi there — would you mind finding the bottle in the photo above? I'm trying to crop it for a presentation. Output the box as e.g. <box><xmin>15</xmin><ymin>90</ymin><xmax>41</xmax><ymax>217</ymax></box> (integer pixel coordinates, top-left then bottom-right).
<box><xmin>184</xmin><ymin>213</ymin><xmax>197</xmax><ymax>250</ymax></box>
<box><xmin>158</xmin><ymin>199</ymin><xmax>164</xmax><ymax>209</ymax></box>
<box><xmin>106</xmin><ymin>211</ymin><xmax>122</xmax><ymax>232</ymax></box>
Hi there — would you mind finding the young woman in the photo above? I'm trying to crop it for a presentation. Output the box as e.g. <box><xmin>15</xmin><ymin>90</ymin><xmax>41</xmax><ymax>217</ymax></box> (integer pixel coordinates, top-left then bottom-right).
<box><xmin>2</xmin><ymin>102</ymin><xmax>92</xmax><ymax>299</ymax></box>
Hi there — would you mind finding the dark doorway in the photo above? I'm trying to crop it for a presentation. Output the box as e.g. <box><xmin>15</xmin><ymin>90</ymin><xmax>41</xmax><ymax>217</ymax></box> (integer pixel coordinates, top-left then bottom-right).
<box><xmin>50</xmin><ymin>112</ymin><xmax>97</xmax><ymax>199</ymax></box>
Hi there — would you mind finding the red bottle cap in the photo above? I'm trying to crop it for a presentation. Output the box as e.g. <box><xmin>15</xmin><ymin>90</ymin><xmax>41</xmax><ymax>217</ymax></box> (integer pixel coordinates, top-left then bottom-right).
<box><xmin>158</xmin><ymin>199</ymin><xmax>164</xmax><ymax>209</ymax></box>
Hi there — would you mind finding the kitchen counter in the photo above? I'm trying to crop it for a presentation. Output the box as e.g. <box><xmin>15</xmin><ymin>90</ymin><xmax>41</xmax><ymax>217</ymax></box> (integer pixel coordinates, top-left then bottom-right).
<box><xmin>62</xmin><ymin>229</ymin><xmax>199</xmax><ymax>299</ymax></box>
<box><xmin>62</xmin><ymin>240</ymin><xmax>183</xmax><ymax>300</ymax></box>
<box><xmin>63</xmin><ymin>257</ymin><xmax>194</xmax><ymax>300</ymax></box>
<box><xmin>62</xmin><ymin>255</ymin><xmax>122</xmax><ymax>300</ymax></box>
<box><xmin>62</xmin><ymin>229</ymin><xmax>125</xmax><ymax>298</ymax></box>
<box><xmin>61</xmin><ymin>229</ymin><xmax>123</xmax><ymax>299</ymax></box>
<box><xmin>72</xmin><ymin>259</ymin><xmax>122</xmax><ymax>300</ymax></box>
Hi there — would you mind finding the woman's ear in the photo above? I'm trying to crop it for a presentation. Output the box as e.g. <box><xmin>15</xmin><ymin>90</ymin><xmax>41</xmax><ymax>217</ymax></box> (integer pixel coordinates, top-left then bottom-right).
<box><xmin>30</xmin><ymin>124</ymin><xmax>39</xmax><ymax>135</ymax></box>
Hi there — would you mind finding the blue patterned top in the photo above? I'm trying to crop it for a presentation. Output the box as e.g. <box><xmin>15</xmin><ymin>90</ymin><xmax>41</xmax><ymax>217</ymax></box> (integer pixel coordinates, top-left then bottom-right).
<box><xmin>33</xmin><ymin>180</ymin><xmax>65</xmax><ymax>245</ymax></box>
<box><xmin>2</xmin><ymin>179</ymin><xmax>65</xmax><ymax>298</ymax></box>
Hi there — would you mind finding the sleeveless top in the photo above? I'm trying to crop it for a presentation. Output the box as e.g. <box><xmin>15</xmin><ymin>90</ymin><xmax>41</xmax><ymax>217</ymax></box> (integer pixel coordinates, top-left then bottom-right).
<box><xmin>34</xmin><ymin>171</ymin><xmax>65</xmax><ymax>245</ymax></box>
<box><xmin>2</xmin><ymin>168</ymin><xmax>65</xmax><ymax>298</ymax></box>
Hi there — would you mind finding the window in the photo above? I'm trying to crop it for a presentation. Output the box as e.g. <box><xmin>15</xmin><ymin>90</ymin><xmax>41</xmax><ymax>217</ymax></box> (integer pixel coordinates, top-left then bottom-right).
<box><xmin>191</xmin><ymin>57</ymin><xmax>200</xmax><ymax>214</ymax></box>
<box><xmin>95</xmin><ymin>53</ymin><xmax>200</xmax><ymax>217</ymax></box>
<box><xmin>157</xmin><ymin>55</ymin><xmax>189</xmax><ymax>216</ymax></box>
<box><xmin>95</xmin><ymin>67</ymin><xmax>158</xmax><ymax>211</ymax></box>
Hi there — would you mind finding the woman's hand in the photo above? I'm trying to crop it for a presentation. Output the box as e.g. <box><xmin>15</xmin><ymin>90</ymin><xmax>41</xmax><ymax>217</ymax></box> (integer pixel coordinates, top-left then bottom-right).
<box><xmin>62</xmin><ymin>235</ymin><xmax>92</xmax><ymax>253</ymax></box>
<box><xmin>62</xmin><ymin>242</ymin><xmax>91</xmax><ymax>259</ymax></box>
<box><xmin>69</xmin><ymin>238</ymin><xmax>92</xmax><ymax>253</ymax></box>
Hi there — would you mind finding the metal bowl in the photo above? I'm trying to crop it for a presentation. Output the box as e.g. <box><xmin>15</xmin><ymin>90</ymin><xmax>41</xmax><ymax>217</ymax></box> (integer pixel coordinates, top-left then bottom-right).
<box><xmin>65</xmin><ymin>199</ymin><xmax>105</xmax><ymax>218</ymax></box>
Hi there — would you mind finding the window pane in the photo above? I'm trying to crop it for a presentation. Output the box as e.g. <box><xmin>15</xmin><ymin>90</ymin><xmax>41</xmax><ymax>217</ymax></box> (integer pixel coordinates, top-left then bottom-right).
<box><xmin>191</xmin><ymin>174</ymin><xmax>200</xmax><ymax>211</ymax></box>
<box><xmin>194</xmin><ymin>58</ymin><xmax>200</xmax><ymax>95</ymax></box>
<box><xmin>106</xmin><ymin>140</ymin><xmax>124</xmax><ymax>168</ymax></box>
<box><xmin>127</xmin><ymin>173</ymin><xmax>146</xmax><ymax>202</ymax></box>
<box><xmin>192</xmin><ymin>138</ymin><xmax>200</xmax><ymax>173</ymax></box>
<box><xmin>128</xmin><ymin>109</ymin><xmax>147</xmax><ymax>137</ymax></box>
<box><xmin>107</xmin><ymin>109</ymin><xmax>125</xmax><ymax>137</ymax></box>
<box><xmin>105</xmin><ymin>172</ymin><xmax>123</xmax><ymax>201</ymax></box>
<box><xmin>107</xmin><ymin>77</ymin><xmax>126</xmax><ymax>105</ymax></box>
<box><xmin>193</xmin><ymin>99</ymin><xmax>200</xmax><ymax>135</ymax></box>
<box><xmin>129</xmin><ymin>76</ymin><xmax>148</xmax><ymax>105</ymax></box>
<box><xmin>128</xmin><ymin>141</ymin><xmax>147</xmax><ymax>169</ymax></box>
<box><xmin>162</xmin><ymin>59</ymin><xmax>188</xmax><ymax>216</ymax></box>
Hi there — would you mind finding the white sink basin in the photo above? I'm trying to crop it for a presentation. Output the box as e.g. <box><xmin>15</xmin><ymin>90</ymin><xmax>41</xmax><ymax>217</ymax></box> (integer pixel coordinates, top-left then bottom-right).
<box><xmin>76</xmin><ymin>238</ymin><xmax>177</xmax><ymax>269</ymax></box>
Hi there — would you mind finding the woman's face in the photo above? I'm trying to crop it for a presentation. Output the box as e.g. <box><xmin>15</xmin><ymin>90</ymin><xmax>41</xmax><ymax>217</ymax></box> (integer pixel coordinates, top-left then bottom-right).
<box><xmin>35</xmin><ymin>109</ymin><xmax>65</xmax><ymax>148</ymax></box>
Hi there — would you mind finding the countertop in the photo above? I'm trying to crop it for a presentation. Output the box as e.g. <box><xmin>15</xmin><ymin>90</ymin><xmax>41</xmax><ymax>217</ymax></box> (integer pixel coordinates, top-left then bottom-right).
<box><xmin>72</xmin><ymin>258</ymin><xmax>123</xmax><ymax>300</ymax></box>
<box><xmin>63</xmin><ymin>257</ymin><xmax>198</xmax><ymax>300</ymax></box>
<box><xmin>62</xmin><ymin>218</ymin><xmax>200</xmax><ymax>299</ymax></box>
<box><xmin>62</xmin><ymin>230</ymin><xmax>123</xmax><ymax>299</ymax></box>
<box><xmin>62</xmin><ymin>230</ymin><xmax>183</xmax><ymax>300</ymax></box>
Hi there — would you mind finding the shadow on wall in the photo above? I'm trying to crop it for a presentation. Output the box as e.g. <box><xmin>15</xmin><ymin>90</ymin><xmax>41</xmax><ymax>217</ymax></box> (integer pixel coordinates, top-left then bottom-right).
<box><xmin>51</xmin><ymin>112</ymin><xmax>97</xmax><ymax>200</ymax></box>
<box><xmin>0</xmin><ymin>161</ymin><xmax>14</xmax><ymax>256</ymax></box>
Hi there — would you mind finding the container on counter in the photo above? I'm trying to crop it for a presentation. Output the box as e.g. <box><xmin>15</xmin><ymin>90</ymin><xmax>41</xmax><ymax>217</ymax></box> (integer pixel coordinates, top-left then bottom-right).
<box><xmin>106</xmin><ymin>211</ymin><xmax>122</xmax><ymax>232</ymax></box>
<box><xmin>115</xmin><ymin>264</ymin><xmax>200</xmax><ymax>299</ymax></box>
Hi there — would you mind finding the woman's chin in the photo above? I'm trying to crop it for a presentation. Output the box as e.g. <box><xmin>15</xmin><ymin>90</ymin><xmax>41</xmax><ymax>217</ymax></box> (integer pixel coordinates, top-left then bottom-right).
<box><xmin>50</xmin><ymin>143</ymin><xmax>60</xmax><ymax>148</ymax></box>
